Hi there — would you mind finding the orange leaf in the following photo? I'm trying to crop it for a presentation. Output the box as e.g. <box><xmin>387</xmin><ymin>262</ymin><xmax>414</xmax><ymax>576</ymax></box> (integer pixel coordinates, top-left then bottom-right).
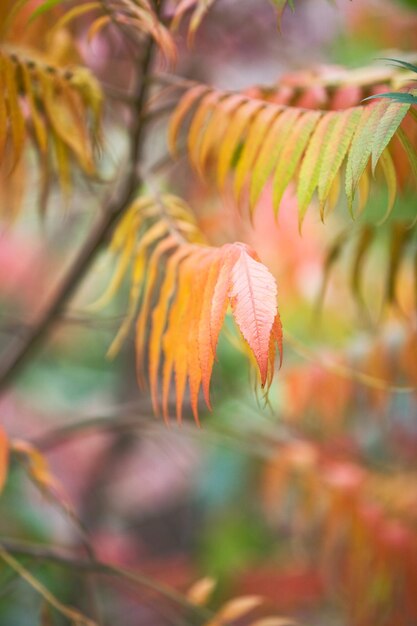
<box><xmin>198</xmin><ymin>254</ymin><xmax>222</xmax><ymax>408</ymax></box>
<box><xmin>187</xmin><ymin>252</ymin><xmax>213</xmax><ymax>423</ymax></box>
<box><xmin>210</xmin><ymin>244</ymin><xmax>241</xmax><ymax>354</ymax></box>
<box><xmin>149</xmin><ymin>246</ymin><xmax>192</xmax><ymax>416</ymax></box>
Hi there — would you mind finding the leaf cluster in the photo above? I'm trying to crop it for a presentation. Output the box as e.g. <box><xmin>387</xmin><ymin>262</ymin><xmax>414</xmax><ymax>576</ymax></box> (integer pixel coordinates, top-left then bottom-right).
<box><xmin>97</xmin><ymin>194</ymin><xmax>282</xmax><ymax>423</ymax></box>
<box><xmin>169</xmin><ymin>71</ymin><xmax>417</xmax><ymax>229</ymax></box>
<box><xmin>0</xmin><ymin>46</ymin><xmax>102</xmax><ymax>217</ymax></box>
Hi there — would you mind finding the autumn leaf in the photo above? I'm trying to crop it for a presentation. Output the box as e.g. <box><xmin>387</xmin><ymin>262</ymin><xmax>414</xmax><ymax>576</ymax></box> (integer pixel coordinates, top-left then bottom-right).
<box><xmin>0</xmin><ymin>46</ymin><xmax>102</xmax><ymax>218</ymax></box>
<box><xmin>169</xmin><ymin>61</ymin><xmax>417</xmax><ymax>225</ymax></box>
<box><xmin>187</xmin><ymin>577</ymin><xmax>217</xmax><ymax>606</ymax></box>
<box><xmin>230</xmin><ymin>245</ymin><xmax>279</xmax><ymax>386</ymax></box>
<box><xmin>97</xmin><ymin>195</ymin><xmax>283</xmax><ymax>423</ymax></box>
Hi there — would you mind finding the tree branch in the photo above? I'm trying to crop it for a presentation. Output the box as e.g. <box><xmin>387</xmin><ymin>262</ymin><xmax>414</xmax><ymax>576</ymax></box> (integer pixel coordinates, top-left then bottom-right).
<box><xmin>0</xmin><ymin>7</ymin><xmax>162</xmax><ymax>394</ymax></box>
<box><xmin>0</xmin><ymin>539</ymin><xmax>210</xmax><ymax>619</ymax></box>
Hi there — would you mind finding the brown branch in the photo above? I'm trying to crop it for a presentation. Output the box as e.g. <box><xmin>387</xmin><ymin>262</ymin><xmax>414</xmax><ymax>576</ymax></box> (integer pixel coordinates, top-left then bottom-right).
<box><xmin>0</xmin><ymin>545</ymin><xmax>96</xmax><ymax>626</ymax></box>
<box><xmin>0</xmin><ymin>6</ymin><xmax>163</xmax><ymax>395</ymax></box>
<box><xmin>0</xmin><ymin>539</ymin><xmax>210</xmax><ymax>619</ymax></box>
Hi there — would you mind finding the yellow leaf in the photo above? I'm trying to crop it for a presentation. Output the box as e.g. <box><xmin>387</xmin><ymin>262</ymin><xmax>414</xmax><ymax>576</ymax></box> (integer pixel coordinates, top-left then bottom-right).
<box><xmin>50</xmin><ymin>2</ymin><xmax>102</xmax><ymax>36</ymax></box>
<box><xmin>187</xmin><ymin>577</ymin><xmax>217</xmax><ymax>606</ymax></box>
<box><xmin>149</xmin><ymin>246</ymin><xmax>192</xmax><ymax>416</ymax></box>
<box><xmin>136</xmin><ymin>235</ymin><xmax>178</xmax><ymax>387</ymax></box>
<box><xmin>234</xmin><ymin>105</ymin><xmax>279</xmax><ymax>202</ymax></box>
<box><xmin>217</xmin><ymin>98</ymin><xmax>264</xmax><ymax>189</ymax></box>
<box><xmin>20</xmin><ymin>62</ymin><xmax>48</xmax><ymax>153</ymax></box>
<box><xmin>188</xmin><ymin>90</ymin><xmax>224</xmax><ymax>171</ymax></box>
<box><xmin>250</xmin><ymin>108</ymin><xmax>300</xmax><ymax>212</ymax></box>
<box><xmin>168</xmin><ymin>84</ymin><xmax>210</xmax><ymax>156</ymax></box>
<box><xmin>87</xmin><ymin>14</ymin><xmax>112</xmax><ymax>43</ymax></box>
<box><xmin>107</xmin><ymin>220</ymin><xmax>170</xmax><ymax>359</ymax></box>
<box><xmin>207</xmin><ymin>596</ymin><xmax>263</xmax><ymax>626</ymax></box>
<box><xmin>11</xmin><ymin>439</ymin><xmax>58</xmax><ymax>493</ymax></box>
<box><xmin>197</xmin><ymin>94</ymin><xmax>246</xmax><ymax>178</ymax></box>
<box><xmin>297</xmin><ymin>112</ymin><xmax>337</xmax><ymax>230</ymax></box>
<box><xmin>272</xmin><ymin>110</ymin><xmax>321</xmax><ymax>214</ymax></box>
<box><xmin>251</xmin><ymin>619</ymin><xmax>298</xmax><ymax>626</ymax></box>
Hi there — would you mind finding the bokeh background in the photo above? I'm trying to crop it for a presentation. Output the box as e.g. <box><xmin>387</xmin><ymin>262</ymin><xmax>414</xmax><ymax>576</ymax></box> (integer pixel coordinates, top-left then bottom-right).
<box><xmin>1</xmin><ymin>0</ymin><xmax>417</xmax><ymax>624</ymax></box>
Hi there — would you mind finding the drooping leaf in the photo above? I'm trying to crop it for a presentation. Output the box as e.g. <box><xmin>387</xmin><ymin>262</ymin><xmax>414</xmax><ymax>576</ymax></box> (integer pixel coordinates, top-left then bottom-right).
<box><xmin>233</xmin><ymin>105</ymin><xmax>279</xmax><ymax>203</ymax></box>
<box><xmin>250</xmin><ymin>108</ymin><xmax>301</xmax><ymax>213</ymax></box>
<box><xmin>386</xmin><ymin>222</ymin><xmax>413</xmax><ymax>303</ymax></box>
<box><xmin>364</xmin><ymin>92</ymin><xmax>417</xmax><ymax>105</ymax></box>
<box><xmin>230</xmin><ymin>245</ymin><xmax>279</xmax><ymax>386</ymax></box>
<box><xmin>371</xmin><ymin>102</ymin><xmax>410</xmax><ymax>171</ymax></box>
<box><xmin>318</xmin><ymin>107</ymin><xmax>362</xmax><ymax>217</ymax></box>
<box><xmin>272</xmin><ymin>110</ymin><xmax>321</xmax><ymax>213</ymax></box>
<box><xmin>297</xmin><ymin>112</ymin><xmax>337</xmax><ymax>228</ymax></box>
<box><xmin>98</xmin><ymin>194</ymin><xmax>282</xmax><ymax>423</ymax></box>
<box><xmin>217</xmin><ymin>98</ymin><xmax>264</xmax><ymax>189</ymax></box>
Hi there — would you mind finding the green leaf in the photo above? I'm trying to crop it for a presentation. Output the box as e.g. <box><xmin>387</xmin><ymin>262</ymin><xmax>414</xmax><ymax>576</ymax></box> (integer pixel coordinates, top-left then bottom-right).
<box><xmin>272</xmin><ymin>110</ymin><xmax>321</xmax><ymax>214</ymax></box>
<box><xmin>249</xmin><ymin>108</ymin><xmax>300</xmax><ymax>212</ymax></box>
<box><xmin>318</xmin><ymin>108</ymin><xmax>362</xmax><ymax>216</ymax></box>
<box><xmin>297</xmin><ymin>112</ymin><xmax>337</xmax><ymax>229</ymax></box>
<box><xmin>345</xmin><ymin>101</ymin><xmax>388</xmax><ymax>213</ymax></box>
<box><xmin>378</xmin><ymin>57</ymin><xmax>417</xmax><ymax>74</ymax></box>
<box><xmin>364</xmin><ymin>92</ymin><xmax>417</xmax><ymax>105</ymax></box>
<box><xmin>371</xmin><ymin>102</ymin><xmax>410</xmax><ymax>172</ymax></box>
<box><xmin>29</xmin><ymin>0</ymin><xmax>67</xmax><ymax>21</ymax></box>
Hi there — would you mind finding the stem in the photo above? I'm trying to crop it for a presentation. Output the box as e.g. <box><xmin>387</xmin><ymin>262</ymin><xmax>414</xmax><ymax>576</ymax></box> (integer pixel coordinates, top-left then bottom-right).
<box><xmin>0</xmin><ymin>12</ymin><xmax>159</xmax><ymax>394</ymax></box>
<box><xmin>0</xmin><ymin>545</ymin><xmax>96</xmax><ymax>626</ymax></box>
<box><xmin>0</xmin><ymin>539</ymin><xmax>211</xmax><ymax>620</ymax></box>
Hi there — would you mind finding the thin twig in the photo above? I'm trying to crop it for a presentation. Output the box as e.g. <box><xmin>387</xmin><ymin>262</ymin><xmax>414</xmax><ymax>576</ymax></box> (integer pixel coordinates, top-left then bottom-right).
<box><xmin>0</xmin><ymin>539</ymin><xmax>211</xmax><ymax>620</ymax></box>
<box><xmin>31</xmin><ymin>404</ymin><xmax>287</xmax><ymax>462</ymax></box>
<box><xmin>0</xmin><ymin>545</ymin><xmax>96</xmax><ymax>626</ymax></box>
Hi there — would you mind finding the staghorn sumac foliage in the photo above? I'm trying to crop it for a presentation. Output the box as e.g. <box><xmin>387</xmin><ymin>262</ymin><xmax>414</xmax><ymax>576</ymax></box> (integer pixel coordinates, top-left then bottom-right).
<box><xmin>1</xmin><ymin>1</ymin><xmax>417</xmax><ymax>626</ymax></box>
<box><xmin>168</xmin><ymin>63</ymin><xmax>417</xmax><ymax>227</ymax></box>
<box><xmin>96</xmin><ymin>195</ymin><xmax>282</xmax><ymax>422</ymax></box>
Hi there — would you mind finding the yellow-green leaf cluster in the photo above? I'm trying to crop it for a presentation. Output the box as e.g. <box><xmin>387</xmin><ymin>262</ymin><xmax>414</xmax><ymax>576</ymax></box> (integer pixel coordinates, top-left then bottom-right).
<box><xmin>169</xmin><ymin>81</ymin><xmax>417</xmax><ymax>229</ymax></box>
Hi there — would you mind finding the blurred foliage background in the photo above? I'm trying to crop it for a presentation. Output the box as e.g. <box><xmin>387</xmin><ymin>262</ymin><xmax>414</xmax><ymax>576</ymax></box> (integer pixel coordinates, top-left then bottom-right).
<box><xmin>1</xmin><ymin>0</ymin><xmax>417</xmax><ymax>625</ymax></box>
